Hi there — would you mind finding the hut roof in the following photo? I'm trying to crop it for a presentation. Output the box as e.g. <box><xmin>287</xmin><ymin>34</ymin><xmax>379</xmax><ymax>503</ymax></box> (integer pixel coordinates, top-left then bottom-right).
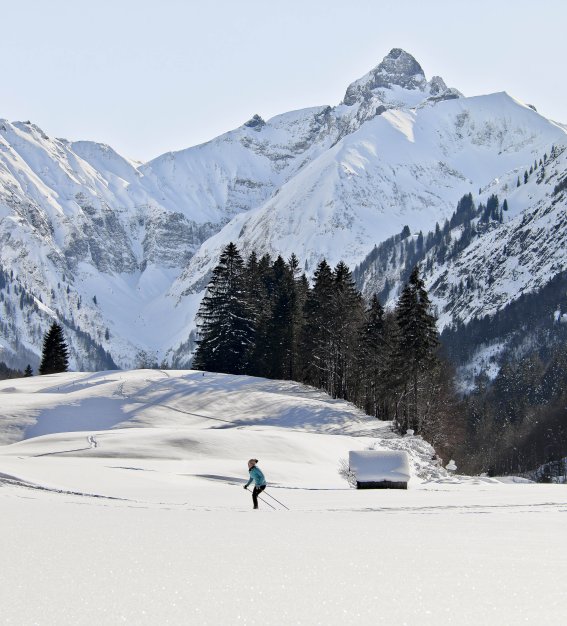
<box><xmin>349</xmin><ymin>450</ymin><xmax>410</xmax><ymax>482</ymax></box>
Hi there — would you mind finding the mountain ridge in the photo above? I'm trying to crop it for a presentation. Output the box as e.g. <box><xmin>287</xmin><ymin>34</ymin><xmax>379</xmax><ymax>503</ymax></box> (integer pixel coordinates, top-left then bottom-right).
<box><xmin>0</xmin><ymin>49</ymin><xmax>565</xmax><ymax>370</ymax></box>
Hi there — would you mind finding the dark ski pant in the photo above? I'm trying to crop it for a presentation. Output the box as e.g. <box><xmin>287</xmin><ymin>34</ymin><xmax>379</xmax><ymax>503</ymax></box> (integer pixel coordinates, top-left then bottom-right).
<box><xmin>252</xmin><ymin>485</ymin><xmax>266</xmax><ymax>509</ymax></box>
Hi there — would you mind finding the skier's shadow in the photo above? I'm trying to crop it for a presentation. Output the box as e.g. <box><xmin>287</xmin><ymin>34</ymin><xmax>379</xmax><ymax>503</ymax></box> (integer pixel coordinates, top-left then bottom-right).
<box><xmin>193</xmin><ymin>473</ymin><xmax>244</xmax><ymax>485</ymax></box>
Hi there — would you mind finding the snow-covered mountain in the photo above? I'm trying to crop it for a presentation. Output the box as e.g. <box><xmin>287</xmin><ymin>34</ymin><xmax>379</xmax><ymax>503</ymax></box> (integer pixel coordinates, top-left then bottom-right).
<box><xmin>0</xmin><ymin>48</ymin><xmax>566</xmax><ymax>370</ymax></box>
<box><xmin>356</xmin><ymin>144</ymin><xmax>567</xmax><ymax>325</ymax></box>
<box><xmin>352</xmin><ymin>142</ymin><xmax>567</xmax><ymax>385</ymax></box>
<box><xmin>176</xmin><ymin>92</ymin><xmax>564</xmax><ymax>292</ymax></box>
<box><xmin>430</xmin><ymin>146</ymin><xmax>567</xmax><ymax>327</ymax></box>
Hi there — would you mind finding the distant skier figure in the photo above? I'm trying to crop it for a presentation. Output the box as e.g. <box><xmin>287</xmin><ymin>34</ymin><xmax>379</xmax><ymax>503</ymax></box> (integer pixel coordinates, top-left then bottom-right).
<box><xmin>244</xmin><ymin>458</ymin><xmax>266</xmax><ymax>509</ymax></box>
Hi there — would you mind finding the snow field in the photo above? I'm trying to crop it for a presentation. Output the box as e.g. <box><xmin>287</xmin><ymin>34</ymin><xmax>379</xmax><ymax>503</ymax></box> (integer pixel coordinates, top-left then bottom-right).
<box><xmin>0</xmin><ymin>370</ymin><xmax>566</xmax><ymax>624</ymax></box>
<box><xmin>1</xmin><ymin>487</ymin><xmax>566</xmax><ymax>625</ymax></box>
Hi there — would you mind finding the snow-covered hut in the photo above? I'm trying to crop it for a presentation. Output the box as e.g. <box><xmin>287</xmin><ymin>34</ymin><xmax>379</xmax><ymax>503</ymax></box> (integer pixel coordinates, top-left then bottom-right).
<box><xmin>349</xmin><ymin>450</ymin><xmax>410</xmax><ymax>489</ymax></box>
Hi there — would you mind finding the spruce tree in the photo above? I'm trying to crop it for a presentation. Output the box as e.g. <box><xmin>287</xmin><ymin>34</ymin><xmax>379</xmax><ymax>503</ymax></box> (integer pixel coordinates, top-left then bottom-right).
<box><xmin>357</xmin><ymin>295</ymin><xmax>389</xmax><ymax>417</ymax></box>
<box><xmin>261</xmin><ymin>256</ymin><xmax>297</xmax><ymax>380</ymax></box>
<box><xmin>291</xmin><ymin>269</ymin><xmax>310</xmax><ymax>380</ymax></box>
<box><xmin>416</xmin><ymin>231</ymin><xmax>424</xmax><ymax>256</ymax></box>
<box><xmin>193</xmin><ymin>242</ymin><xmax>255</xmax><ymax>375</ymax></box>
<box><xmin>24</xmin><ymin>364</ymin><xmax>33</xmax><ymax>377</ymax></box>
<box><xmin>451</xmin><ymin>193</ymin><xmax>475</xmax><ymax>228</ymax></box>
<box><xmin>244</xmin><ymin>251</ymin><xmax>270</xmax><ymax>376</ymax></box>
<box><xmin>39</xmin><ymin>322</ymin><xmax>69</xmax><ymax>375</ymax></box>
<box><xmin>433</xmin><ymin>222</ymin><xmax>442</xmax><ymax>245</ymax></box>
<box><xmin>486</xmin><ymin>194</ymin><xmax>499</xmax><ymax>221</ymax></box>
<box><xmin>329</xmin><ymin>261</ymin><xmax>364</xmax><ymax>400</ymax></box>
<box><xmin>301</xmin><ymin>259</ymin><xmax>335</xmax><ymax>390</ymax></box>
<box><xmin>394</xmin><ymin>266</ymin><xmax>439</xmax><ymax>434</ymax></box>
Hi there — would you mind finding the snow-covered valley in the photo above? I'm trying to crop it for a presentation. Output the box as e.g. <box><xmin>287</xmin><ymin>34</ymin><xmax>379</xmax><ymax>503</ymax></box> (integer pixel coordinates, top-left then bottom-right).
<box><xmin>0</xmin><ymin>370</ymin><xmax>565</xmax><ymax>624</ymax></box>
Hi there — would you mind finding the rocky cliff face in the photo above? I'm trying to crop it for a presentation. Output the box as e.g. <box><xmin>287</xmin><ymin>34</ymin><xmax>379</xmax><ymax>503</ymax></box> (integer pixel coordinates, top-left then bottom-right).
<box><xmin>343</xmin><ymin>48</ymin><xmax>461</xmax><ymax>107</ymax></box>
<box><xmin>0</xmin><ymin>49</ymin><xmax>565</xmax><ymax>370</ymax></box>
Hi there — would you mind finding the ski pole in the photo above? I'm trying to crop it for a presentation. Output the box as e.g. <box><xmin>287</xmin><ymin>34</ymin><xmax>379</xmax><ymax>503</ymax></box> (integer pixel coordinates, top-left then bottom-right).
<box><xmin>258</xmin><ymin>495</ymin><xmax>276</xmax><ymax>510</ymax></box>
<box><xmin>244</xmin><ymin>486</ymin><xmax>276</xmax><ymax>510</ymax></box>
<box><xmin>263</xmin><ymin>490</ymin><xmax>290</xmax><ymax>510</ymax></box>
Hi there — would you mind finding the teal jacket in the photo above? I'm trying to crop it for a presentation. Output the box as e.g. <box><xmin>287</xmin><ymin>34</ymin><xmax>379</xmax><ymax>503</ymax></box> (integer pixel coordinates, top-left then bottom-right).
<box><xmin>245</xmin><ymin>466</ymin><xmax>266</xmax><ymax>488</ymax></box>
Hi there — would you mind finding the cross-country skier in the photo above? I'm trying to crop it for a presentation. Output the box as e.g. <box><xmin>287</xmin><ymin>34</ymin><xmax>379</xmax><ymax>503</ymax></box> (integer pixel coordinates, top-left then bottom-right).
<box><xmin>243</xmin><ymin>458</ymin><xmax>266</xmax><ymax>509</ymax></box>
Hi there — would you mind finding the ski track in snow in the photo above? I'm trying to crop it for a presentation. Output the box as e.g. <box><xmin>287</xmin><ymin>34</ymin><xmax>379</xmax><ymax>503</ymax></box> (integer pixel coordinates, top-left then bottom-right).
<box><xmin>1</xmin><ymin>472</ymin><xmax>565</xmax><ymax>516</ymax></box>
<box><xmin>0</xmin><ymin>472</ymin><xmax>128</xmax><ymax>502</ymax></box>
<box><xmin>31</xmin><ymin>435</ymin><xmax>99</xmax><ymax>458</ymax></box>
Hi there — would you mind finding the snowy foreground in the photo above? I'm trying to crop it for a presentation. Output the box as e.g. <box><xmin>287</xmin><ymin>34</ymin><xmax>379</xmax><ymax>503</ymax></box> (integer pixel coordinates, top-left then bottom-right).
<box><xmin>0</xmin><ymin>370</ymin><xmax>565</xmax><ymax>625</ymax></box>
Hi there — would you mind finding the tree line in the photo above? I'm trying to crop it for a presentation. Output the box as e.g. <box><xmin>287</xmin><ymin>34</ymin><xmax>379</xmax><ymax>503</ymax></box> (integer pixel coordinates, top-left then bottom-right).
<box><xmin>353</xmin><ymin>191</ymin><xmax>508</xmax><ymax>305</ymax></box>
<box><xmin>193</xmin><ymin>242</ymin><xmax>460</xmax><ymax>454</ymax></box>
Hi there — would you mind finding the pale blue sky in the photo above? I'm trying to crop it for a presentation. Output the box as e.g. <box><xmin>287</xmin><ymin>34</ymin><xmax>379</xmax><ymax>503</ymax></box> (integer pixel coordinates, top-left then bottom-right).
<box><xmin>1</xmin><ymin>0</ymin><xmax>565</xmax><ymax>161</ymax></box>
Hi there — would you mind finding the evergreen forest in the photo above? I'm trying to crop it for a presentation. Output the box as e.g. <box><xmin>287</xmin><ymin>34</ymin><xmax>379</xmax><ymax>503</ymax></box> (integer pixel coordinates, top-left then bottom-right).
<box><xmin>193</xmin><ymin>240</ymin><xmax>567</xmax><ymax>480</ymax></box>
<box><xmin>193</xmin><ymin>243</ymin><xmax>460</xmax><ymax>461</ymax></box>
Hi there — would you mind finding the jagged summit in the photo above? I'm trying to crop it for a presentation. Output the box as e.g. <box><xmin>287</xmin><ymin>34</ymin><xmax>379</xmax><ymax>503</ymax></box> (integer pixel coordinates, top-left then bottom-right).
<box><xmin>343</xmin><ymin>48</ymin><xmax>461</xmax><ymax>107</ymax></box>
<box><xmin>244</xmin><ymin>114</ymin><xmax>266</xmax><ymax>129</ymax></box>
<box><xmin>370</xmin><ymin>48</ymin><xmax>425</xmax><ymax>88</ymax></box>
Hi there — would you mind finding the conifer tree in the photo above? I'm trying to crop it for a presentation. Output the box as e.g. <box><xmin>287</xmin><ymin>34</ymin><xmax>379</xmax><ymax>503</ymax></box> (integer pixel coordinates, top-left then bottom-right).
<box><xmin>282</xmin><ymin>254</ymin><xmax>306</xmax><ymax>381</ymax></box>
<box><xmin>291</xmin><ymin>267</ymin><xmax>310</xmax><ymax>380</ymax></box>
<box><xmin>393</xmin><ymin>266</ymin><xmax>439</xmax><ymax>433</ymax></box>
<box><xmin>433</xmin><ymin>222</ymin><xmax>442</xmax><ymax>245</ymax></box>
<box><xmin>451</xmin><ymin>193</ymin><xmax>475</xmax><ymax>228</ymax></box>
<box><xmin>24</xmin><ymin>364</ymin><xmax>33</xmax><ymax>377</ymax></box>
<box><xmin>328</xmin><ymin>261</ymin><xmax>364</xmax><ymax>399</ymax></box>
<box><xmin>244</xmin><ymin>251</ymin><xmax>270</xmax><ymax>376</ymax></box>
<box><xmin>357</xmin><ymin>295</ymin><xmax>389</xmax><ymax>417</ymax></box>
<box><xmin>301</xmin><ymin>260</ymin><xmax>334</xmax><ymax>390</ymax></box>
<box><xmin>39</xmin><ymin>322</ymin><xmax>69</xmax><ymax>375</ymax></box>
<box><xmin>193</xmin><ymin>243</ymin><xmax>255</xmax><ymax>375</ymax></box>
<box><xmin>486</xmin><ymin>194</ymin><xmax>499</xmax><ymax>221</ymax></box>
<box><xmin>262</xmin><ymin>256</ymin><xmax>297</xmax><ymax>380</ymax></box>
<box><xmin>416</xmin><ymin>231</ymin><xmax>424</xmax><ymax>256</ymax></box>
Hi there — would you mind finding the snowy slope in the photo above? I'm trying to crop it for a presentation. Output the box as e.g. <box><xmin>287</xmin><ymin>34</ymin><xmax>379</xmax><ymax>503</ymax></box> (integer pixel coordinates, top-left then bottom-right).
<box><xmin>0</xmin><ymin>370</ymin><xmax>565</xmax><ymax>625</ymax></box>
<box><xmin>174</xmin><ymin>91</ymin><xmax>564</xmax><ymax>296</ymax></box>
<box><xmin>139</xmin><ymin>107</ymin><xmax>341</xmax><ymax>223</ymax></box>
<box><xmin>349</xmin><ymin>141</ymin><xmax>567</xmax><ymax>388</ymax></box>
<box><xmin>429</xmin><ymin>146</ymin><xmax>567</xmax><ymax>328</ymax></box>
<box><xmin>0</xmin><ymin>369</ymin><xmax>435</xmax><ymax>472</ymax></box>
<box><xmin>0</xmin><ymin>369</ymin><xmax>446</xmax><ymax>514</ymax></box>
<box><xmin>356</xmin><ymin>144</ymin><xmax>567</xmax><ymax>325</ymax></box>
<box><xmin>0</xmin><ymin>49</ymin><xmax>566</xmax><ymax>369</ymax></box>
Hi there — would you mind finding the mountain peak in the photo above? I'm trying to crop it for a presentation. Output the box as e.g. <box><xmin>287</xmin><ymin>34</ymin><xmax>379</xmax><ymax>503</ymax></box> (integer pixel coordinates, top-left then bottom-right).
<box><xmin>343</xmin><ymin>48</ymin><xmax>460</xmax><ymax>108</ymax></box>
<box><xmin>375</xmin><ymin>48</ymin><xmax>425</xmax><ymax>85</ymax></box>
<box><xmin>244</xmin><ymin>114</ymin><xmax>266</xmax><ymax>130</ymax></box>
